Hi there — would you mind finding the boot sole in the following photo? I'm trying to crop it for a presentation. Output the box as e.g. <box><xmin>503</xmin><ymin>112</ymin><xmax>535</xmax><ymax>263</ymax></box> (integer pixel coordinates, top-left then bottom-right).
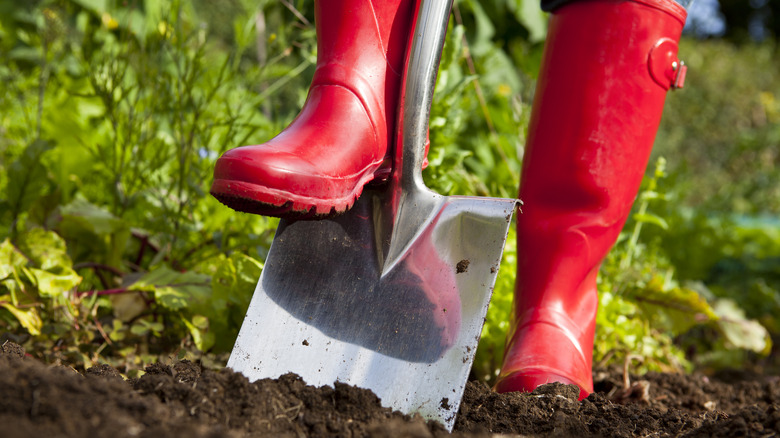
<box><xmin>210</xmin><ymin>165</ymin><xmax>391</xmax><ymax>220</ymax></box>
<box><xmin>494</xmin><ymin>369</ymin><xmax>590</xmax><ymax>400</ymax></box>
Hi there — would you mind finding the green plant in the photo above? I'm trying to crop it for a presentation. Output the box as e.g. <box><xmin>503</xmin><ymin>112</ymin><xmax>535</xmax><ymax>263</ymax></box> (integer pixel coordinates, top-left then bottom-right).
<box><xmin>474</xmin><ymin>158</ymin><xmax>773</xmax><ymax>383</ymax></box>
<box><xmin>0</xmin><ymin>0</ymin><xmax>305</xmax><ymax>370</ymax></box>
<box><xmin>654</xmin><ymin>38</ymin><xmax>780</xmax><ymax>215</ymax></box>
<box><xmin>595</xmin><ymin>158</ymin><xmax>770</xmax><ymax>375</ymax></box>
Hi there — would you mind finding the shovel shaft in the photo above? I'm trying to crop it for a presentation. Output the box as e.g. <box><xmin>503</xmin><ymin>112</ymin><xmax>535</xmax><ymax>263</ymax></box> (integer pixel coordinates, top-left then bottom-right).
<box><xmin>395</xmin><ymin>0</ymin><xmax>453</xmax><ymax>193</ymax></box>
<box><xmin>383</xmin><ymin>0</ymin><xmax>454</xmax><ymax>272</ymax></box>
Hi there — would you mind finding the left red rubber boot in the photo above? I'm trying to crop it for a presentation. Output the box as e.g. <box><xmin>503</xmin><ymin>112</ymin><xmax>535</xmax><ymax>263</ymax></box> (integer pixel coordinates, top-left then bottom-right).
<box><xmin>211</xmin><ymin>0</ymin><xmax>416</xmax><ymax>219</ymax></box>
<box><xmin>495</xmin><ymin>0</ymin><xmax>688</xmax><ymax>399</ymax></box>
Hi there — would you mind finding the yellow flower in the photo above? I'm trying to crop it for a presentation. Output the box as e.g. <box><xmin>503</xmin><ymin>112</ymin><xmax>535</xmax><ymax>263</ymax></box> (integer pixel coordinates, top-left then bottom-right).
<box><xmin>101</xmin><ymin>12</ymin><xmax>118</xmax><ymax>30</ymax></box>
<box><xmin>158</xmin><ymin>21</ymin><xmax>171</xmax><ymax>37</ymax></box>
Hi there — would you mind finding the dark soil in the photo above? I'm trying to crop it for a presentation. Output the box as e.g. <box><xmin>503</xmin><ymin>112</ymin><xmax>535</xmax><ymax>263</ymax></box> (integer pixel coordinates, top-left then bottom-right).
<box><xmin>2</xmin><ymin>342</ymin><xmax>780</xmax><ymax>437</ymax></box>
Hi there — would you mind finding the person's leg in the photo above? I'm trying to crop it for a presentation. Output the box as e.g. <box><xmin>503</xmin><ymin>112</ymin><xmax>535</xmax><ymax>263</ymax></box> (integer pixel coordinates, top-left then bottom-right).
<box><xmin>211</xmin><ymin>0</ymin><xmax>416</xmax><ymax>219</ymax></box>
<box><xmin>496</xmin><ymin>0</ymin><xmax>687</xmax><ymax>399</ymax></box>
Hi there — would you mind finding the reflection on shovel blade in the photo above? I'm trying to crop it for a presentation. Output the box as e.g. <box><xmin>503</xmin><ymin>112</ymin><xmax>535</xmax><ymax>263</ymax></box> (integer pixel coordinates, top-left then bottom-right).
<box><xmin>228</xmin><ymin>189</ymin><xmax>517</xmax><ymax>430</ymax></box>
<box><xmin>263</xmin><ymin>191</ymin><xmax>460</xmax><ymax>363</ymax></box>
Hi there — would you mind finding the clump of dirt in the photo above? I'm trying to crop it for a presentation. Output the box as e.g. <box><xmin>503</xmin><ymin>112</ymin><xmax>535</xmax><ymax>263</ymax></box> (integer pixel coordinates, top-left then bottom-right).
<box><xmin>1</xmin><ymin>340</ymin><xmax>25</xmax><ymax>358</ymax></box>
<box><xmin>2</xmin><ymin>341</ymin><xmax>780</xmax><ymax>437</ymax></box>
<box><xmin>457</xmin><ymin>372</ymin><xmax>780</xmax><ymax>437</ymax></box>
<box><xmin>457</xmin><ymin>380</ymin><xmax>702</xmax><ymax>436</ymax></box>
<box><xmin>0</xmin><ymin>342</ymin><xmax>445</xmax><ymax>438</ymax></box>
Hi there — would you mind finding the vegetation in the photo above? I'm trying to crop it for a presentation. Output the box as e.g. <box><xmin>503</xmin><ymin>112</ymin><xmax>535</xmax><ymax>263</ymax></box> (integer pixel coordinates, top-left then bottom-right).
<box><xmin>1</xmin><ymin>0</ymin><xmax>779</xmax><ymax>383</ymax></box>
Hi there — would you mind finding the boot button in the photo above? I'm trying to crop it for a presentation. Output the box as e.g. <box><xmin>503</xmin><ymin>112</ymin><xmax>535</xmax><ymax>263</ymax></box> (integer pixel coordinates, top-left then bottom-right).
<box><xmin>648</xmin><ymin>38</ymin><xmax>685</xmax><ymax>90</ymax></box>
<box><xmin>671</xmin><ymin>61</ymin><xmax>687</xmax><ymax>89</ymax></box>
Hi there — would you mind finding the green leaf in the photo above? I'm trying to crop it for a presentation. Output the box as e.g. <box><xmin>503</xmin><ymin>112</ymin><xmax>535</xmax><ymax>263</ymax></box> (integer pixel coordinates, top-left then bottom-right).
<box><xmin>0</xmin><ymin>239</ymin><xmax>28</xmax><ymax>280</ymax></box>
<box><xmin>6</xmin><ymin>229</ymin><xmax>83</xmax><ymax>297</ymax></box>
<box><xmin>59</xmin><ymin>199</ymin><xmax>124</xmax><ymax>236</ymax></box>
<box><xmin>130</xmin><ymin>318</ymin><xmax>164</xmax><ymax>337</ymax></box>
<box><xmin>4</xmin><ymin>139</ymin><xmax>55</xmax><ymax>221</ymax></box>
<box><xmin>70</xmin><ymin>0</ymin><xmax>108</xmax><ymax>13</ymax></box>
<box><xmin>230</xmin><ymin>253</ymin><xmax>263</xmax><ymax>294</ymax></box>
<box><xmin>25</xmin><ymin>268</ymin><xmax>82</xmax><ymax>297</ymax></box>
<box><xmin>191</xmin><ymin>314</ymin><xmax>209</xmax><ymax>330</ymax></box>
<box><xmin>8</xmin><ymin>47</ymin><xmax>41</xmax><ymax>63</ymax></box>
<box><xmin>154</xmin><ymin>285</ymin><xmax>190</xmax><ymax>310</ymax></box>
<box><xmin>439</xmin><ymin>24</ymin><xmax>464</xmax><ymax>74</ymax></box>
<box><xmin>633</xmin><ymin>212</ymin><xmax>670</xmax><ymax>230</ymax></box>
<box><xmin>462</xmin><ymin>0</ymin><xmax>496</xmax><ymax>55</ymax></box>
<box><xmin>57</xmin><ymin>199</ymin><xmax>131</xmax><ymax>269</ymax></box>
<box><xmin>108</xmin><ymin>319</ymin><xmax>126</xmax><ymax>342</ymax></box>
<box><xmin>713</xmin><ymin>299</ymin><xmax>772</xmax><ymax>355</ymax></box>
<box><xmin>18</xmin><ymin>228</ymin><xmax>72</xmax><ymax>272</ymax></box>
<box><xmin>130</xmin><ymin>321</ymin><xmax>150</xmax><ymax>336</ymax></box>
<box><xmin>189</xmin><ymin>253</ymin><xmax>263</xmax><ymax>352</ymax></box>
<box><xmin>635</xmin><ymin>279</ymin><xmax>718</xmax><ymax>334</ymax></box>
<box><xmin>129</xmin><ymin>267</ymin><xmax>210</xmax><ymax>311</ymax></box>
<box><xmin>211</xmin><ymin>252</ymin><xmax>261</xmax><ymax>308</ymax></box>
<box><xmin>181</xmin><ymin>314</ymin><xmax>215</xmax><ymax>351</ymax></box>
<box><xmin>0</xmin><ymin>298</ymin><xmax>42</xmax><ymax>336</ymax></box>
<box><xmin>639</xmin><ymin>191</ymin><xmax>667</xmax><ymax>202</ymax></box>
<box><xmin>508</xmin><ymin>0</ymin><xmax>548</xmax><ymax>43</ymax></box>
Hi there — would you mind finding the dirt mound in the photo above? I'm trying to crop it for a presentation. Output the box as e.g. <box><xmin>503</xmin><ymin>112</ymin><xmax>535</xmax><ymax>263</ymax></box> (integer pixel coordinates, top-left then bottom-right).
<box><xmin>0</xmin><ymin>343</ymin><xmax>444</xmax><ymax>438</ymax></box>
<box><xmin>2</xmin><ymin>342</ymin><xmax>780</xmax><ymax>437</ymax></box>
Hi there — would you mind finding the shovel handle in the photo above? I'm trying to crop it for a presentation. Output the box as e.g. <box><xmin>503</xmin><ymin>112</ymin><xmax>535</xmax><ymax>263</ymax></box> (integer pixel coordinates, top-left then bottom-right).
<box><xmin>395</xmin><ymin>0</ymin><xmax>454</xmax><ymax>192</ymax></box>
<box><xmin>382</xmin><ymin>0</ymin><xmax>453</xmax><ymax>270</ymax></box>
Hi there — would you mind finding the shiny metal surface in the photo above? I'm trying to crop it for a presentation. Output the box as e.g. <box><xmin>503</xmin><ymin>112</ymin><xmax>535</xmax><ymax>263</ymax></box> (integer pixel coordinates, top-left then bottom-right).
<box><xmin>228</xmin><ymin>0</ymin><xmax>518</xmax><ymax>430</ymax></box>
<box><xmin>229</xmin><ymin>191</ymin><xmax>515</xmax><ymax>428</ymax></box>
<box><xmin>383</xmin><ymin>0</ymin><xmax>452</xmax><ymax>273</ymax></box>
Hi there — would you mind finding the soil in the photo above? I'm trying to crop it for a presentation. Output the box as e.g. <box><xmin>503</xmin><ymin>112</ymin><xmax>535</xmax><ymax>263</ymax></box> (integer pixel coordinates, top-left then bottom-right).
<box><xmin>2</xmin><ymin>341</ymin><xmax>780</xmax><ymax>437</ymax></box>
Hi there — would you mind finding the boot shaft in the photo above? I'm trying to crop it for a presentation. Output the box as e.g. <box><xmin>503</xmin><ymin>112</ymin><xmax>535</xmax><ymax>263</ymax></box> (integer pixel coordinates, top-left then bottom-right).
<box><xmin>522</xmin><ymin>0</ymin><xmax>686</xmax><ymax>212</ymax></box>
<box><xmin>312</xmin><ymin>0</ymin><xmax>416</xmax><ymax>109</ymax></box>
<box><xmin>311</xmin><ymin>0</ymin><xmax>417</xmax><ymax>162</ymax></box>
<box><xmin>315</xmin><ymin>0</ymin><xmax>415</xmax><ymax>75</ymax></box>
<box><xmin>499</xmin><ymin>0</ymin><xmax>689</xmax><ymax>396</ymax></box>
<box><xmin>517</xmin><ymin>0</ymin><xmax>688</xmax><ymax>316</ymax></box>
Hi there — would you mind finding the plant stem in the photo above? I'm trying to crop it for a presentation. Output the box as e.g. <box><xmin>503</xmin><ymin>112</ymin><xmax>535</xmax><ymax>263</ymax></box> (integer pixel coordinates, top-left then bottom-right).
<box><xmin>36</xmin><ymin>37</ymin><xmax>49</xmax><ymax>140</ymax></box>
<box><xmin>76</xmin><ymin>288</ymin><xmax>136</xmax><ymax>297</ymax></box>
<box><xmin>620</xmin><ymin>199</ymin><xmax>648</xmax><ymax>270</ymax></box>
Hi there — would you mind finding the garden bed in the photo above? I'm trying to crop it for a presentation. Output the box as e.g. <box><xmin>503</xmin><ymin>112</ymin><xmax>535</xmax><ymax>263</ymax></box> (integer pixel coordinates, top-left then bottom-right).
<box><xmin>2</xmin><ymin>341</ymin><xmax>779</xmax><ymax>437</ymax></box>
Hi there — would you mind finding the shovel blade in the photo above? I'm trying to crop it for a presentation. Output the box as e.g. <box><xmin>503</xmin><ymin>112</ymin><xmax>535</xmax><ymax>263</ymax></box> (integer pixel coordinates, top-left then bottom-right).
<box><xmin>228</xmin><ymin>190</ymin><xmax>516</xmax><ymax>430</ymax></box>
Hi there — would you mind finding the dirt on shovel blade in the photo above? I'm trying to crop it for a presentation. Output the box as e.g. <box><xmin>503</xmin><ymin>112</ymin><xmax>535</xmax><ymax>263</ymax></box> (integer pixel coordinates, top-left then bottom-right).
<box><xmin>2</xmin><ymin>341</ymin><xmax>780</xmax><ymax>437</ymax></box>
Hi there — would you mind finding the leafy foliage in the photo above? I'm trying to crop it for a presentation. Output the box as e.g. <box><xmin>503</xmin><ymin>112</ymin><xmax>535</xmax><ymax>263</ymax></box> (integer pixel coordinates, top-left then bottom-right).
<box><xmin>593</xmin><ymin>159</ymin><xmax>772</xmax><ymax>375</ymax></box>
<box><xmin>0</xmin><ymin>0</ymin><xmax>291</xmax><ymax>371</ymax></box>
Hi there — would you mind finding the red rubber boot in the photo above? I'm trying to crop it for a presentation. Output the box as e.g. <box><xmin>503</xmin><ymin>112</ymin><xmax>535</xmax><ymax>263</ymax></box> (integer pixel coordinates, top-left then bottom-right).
<box><xmin>211</xmin><ymin>0</ymin><xmax>416</xmax><ymax>218</ymax></box>
<box><xmin>494</xmin><ymin>0</ymin><xmax>687</xmax><ymax>399</ymax></box>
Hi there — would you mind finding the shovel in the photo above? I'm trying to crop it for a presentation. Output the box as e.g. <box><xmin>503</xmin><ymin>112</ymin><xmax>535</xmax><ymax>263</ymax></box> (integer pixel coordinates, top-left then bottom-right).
<box><xmin>227</xmin><ymin>0</ymin><xmax>518</xmax><ymax>430</ymax></box>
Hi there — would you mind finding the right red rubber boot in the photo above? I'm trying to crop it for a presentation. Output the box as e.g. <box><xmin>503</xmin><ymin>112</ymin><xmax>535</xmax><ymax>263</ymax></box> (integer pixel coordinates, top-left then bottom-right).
<box><xmin>494</xmin><ymin>0</ymin><xmax>688</xmax><ymax>399</ymax></box>
<box><xmin>211</xmin><ymin>0</ymin><xmax>417</xmax><ymax>219</ymax></box>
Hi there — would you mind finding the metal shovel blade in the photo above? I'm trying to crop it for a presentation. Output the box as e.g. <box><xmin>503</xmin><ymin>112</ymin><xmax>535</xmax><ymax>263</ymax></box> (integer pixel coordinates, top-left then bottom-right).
<box><xmin>227</xmin><ymin>0</ymin><xmax>517</xmax><ymax>430</ymax></box>
<box><xmin>228</xmin><ymin>190</ymin><xmax>515</xmax><ymax>430</ymax></box>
